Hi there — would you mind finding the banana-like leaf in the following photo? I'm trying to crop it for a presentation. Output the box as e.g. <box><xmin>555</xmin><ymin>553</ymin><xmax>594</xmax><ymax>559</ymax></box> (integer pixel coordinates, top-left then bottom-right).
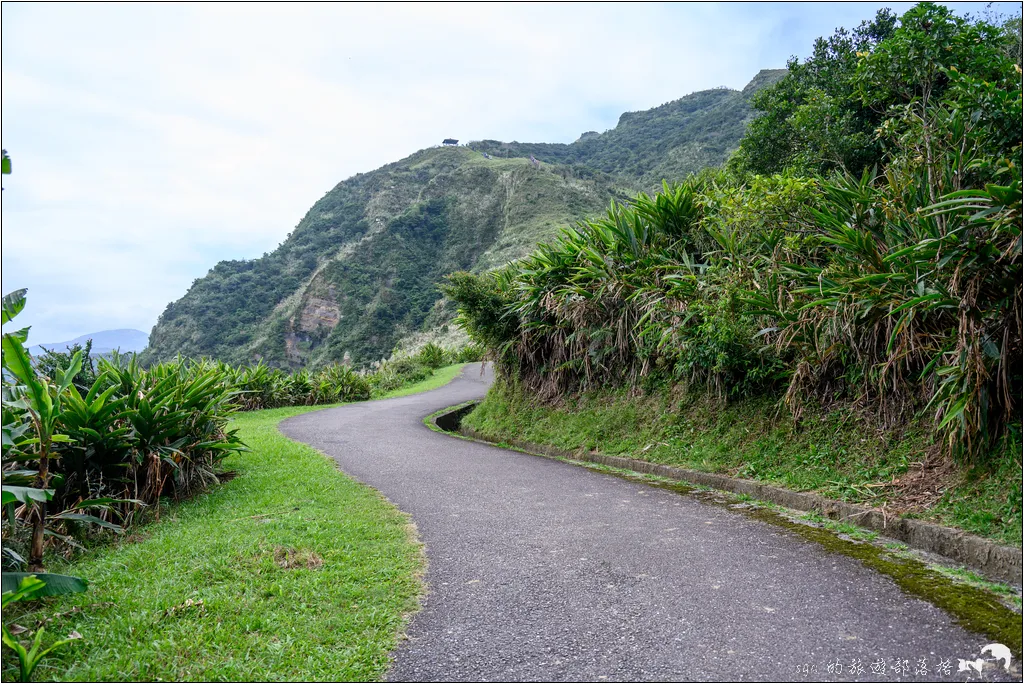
<box><xmin>43</xmin><ymin>528</ymin><xmax>86</xmax><ymax>551</ymax></box>
<box><xmin>2</xmin><ymin>334</ymin><xmax>51</xmax><ymax>418</ymax></box>
<box><xmin>50</xmin><ymin>512</ymin><xmax>123</xmax><ymax>532</ymax></box>
<box><xmin>1</xmin><ymin>420</ymin><xmax>31</xmax><ymax>445</ymax></box>
<box><xmin>1</xmin><ymin>575</ymin><xmax>45</xmax><ymax>605</ymax></box>
<box><xmin>74</xmin><ymin>497</ymin><xmax>144</xmax><ymax>509</ymax></box>
<box><xmin>1</xmin><ymin>289</ymin><xmax>27</xmax><ymax>325</ymax></box>
<box><xmin>5</xmin><ymin>326</ymin><xmax>31</xmax><ymax>344</ymax></box>
<box><xmin>1</xmin><ymin>573</ymin><xmax>87</xmax><ymax>597</ymax></box>
<box><xmin>0</xmin><ymin>472</ymin><xmax>38</xmax><ymax>486</ymax></box>
<box><xmin>1</xmin><ymin>547</ymin><xmax>26</xmax><ymax>567</ymax></box>
<box><xmin>54</xmin><ymin>351</ymin><xmax>84</xmax><ymax>397</ymax></box>
<box><xmin>1</xmin><ymin>485</ymin><xmax>53</xmax><ymax>506</ymax></box>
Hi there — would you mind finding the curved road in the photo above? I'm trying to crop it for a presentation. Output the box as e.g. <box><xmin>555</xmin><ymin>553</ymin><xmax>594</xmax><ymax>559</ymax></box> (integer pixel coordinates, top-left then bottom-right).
<box><xmin>281</xmin><ymin>364</ymin><xmax>1015</xmax><ymax>682</ymax></box>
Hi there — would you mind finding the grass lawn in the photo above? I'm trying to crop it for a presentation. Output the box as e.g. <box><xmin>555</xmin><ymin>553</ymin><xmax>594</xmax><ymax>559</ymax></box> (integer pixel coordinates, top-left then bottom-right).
<box><xmin>1</xmin><ymin>365</ymin><xmax>468</xmax><ymax>682</ymax></box>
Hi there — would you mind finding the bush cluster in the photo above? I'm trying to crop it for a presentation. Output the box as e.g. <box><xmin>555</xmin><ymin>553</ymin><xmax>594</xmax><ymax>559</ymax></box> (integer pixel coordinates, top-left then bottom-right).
<box><xmin>228</xmin><ymin>361</ymin><xmax>371</xmax><ymax>411</ymax></box>
<box><xmin>3</xmin><ymin>310</ymin><xmax>245</xmax><ymax>571</ymax></box>
<box><xmin>445</xmin><ymin>4</ymin><xmax>1022</xmax><ymax>464</ymax></box>
<box><xmin>3</xmin><ymin>291</ymin><xmax>482</xmax><ymax>572</ymax></box>
<box><xmin>366</xmin><ymin>342</ymin><xmax>484</xmax><ymax>395</ymax></box>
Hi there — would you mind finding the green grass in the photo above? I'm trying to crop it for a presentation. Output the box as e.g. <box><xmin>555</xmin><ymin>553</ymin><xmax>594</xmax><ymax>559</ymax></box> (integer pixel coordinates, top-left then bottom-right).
<box><xmin>373</xmin><ymin>363</ymin><xmax>466</xmax><ymax>399</ymax></box>
<box><xmin>799</xmin><ymin>511</ymin><xmax>880</xmax><ymax>542</ymax></box>
<box><xmin>930</xmin><ymin>566</ymin><xmax>1023</xmax><ymax>611</ymax></box>
<box><xmin>2</xmin><ymin>406</ymin><xmax>425</xmax><ymax>682</ymax></box>
<box><xmin>463</xmin><ymin>382</ymin><xmax>1022</xmax><ymax>545</ymax></box>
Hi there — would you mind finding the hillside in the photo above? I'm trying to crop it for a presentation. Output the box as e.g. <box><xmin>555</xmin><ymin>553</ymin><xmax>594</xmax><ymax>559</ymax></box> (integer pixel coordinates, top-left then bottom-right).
<box><xmin>144</xmin><ymin>149</ymin><xmax>624</xmax><ymax>367</ymax></box>
<box><xmin>144</xmin><ymin>71</ymin><xmax>783</xmax><ymax>367</ymax></box>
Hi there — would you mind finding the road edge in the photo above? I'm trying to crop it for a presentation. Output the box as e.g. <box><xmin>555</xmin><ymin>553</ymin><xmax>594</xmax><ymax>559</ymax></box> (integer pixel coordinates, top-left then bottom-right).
<box><xmin>429</xmin><ymin>402</ymin><xmax>1022</xmax><ymax>585</ymax></box>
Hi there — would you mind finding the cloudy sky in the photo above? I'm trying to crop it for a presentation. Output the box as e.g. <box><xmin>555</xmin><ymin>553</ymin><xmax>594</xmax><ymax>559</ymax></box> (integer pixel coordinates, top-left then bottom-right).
<box><xmin>1</xmin><ymin>2</ymin><xmax>1013</xmax><ymax>344</ymax></box>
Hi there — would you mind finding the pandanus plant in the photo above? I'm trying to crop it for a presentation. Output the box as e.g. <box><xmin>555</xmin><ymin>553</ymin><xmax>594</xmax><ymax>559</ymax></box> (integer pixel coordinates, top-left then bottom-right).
<box><xmin>469</xmin><ymin>181</ymin><xmax>705</xmax><ymax>397</ymax></box>
<box><xmin>741</xmin><ymin>159</ymin><xmax>1021</xmax><ymax>461</ymax></box>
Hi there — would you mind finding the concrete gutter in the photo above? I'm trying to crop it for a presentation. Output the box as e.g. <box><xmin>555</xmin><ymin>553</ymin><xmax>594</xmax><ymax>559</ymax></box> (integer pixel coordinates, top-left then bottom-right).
<box><xmin>432</xmin><ymin>403</ymin><xmax>1023</xmax><ymax>585</ymax></box>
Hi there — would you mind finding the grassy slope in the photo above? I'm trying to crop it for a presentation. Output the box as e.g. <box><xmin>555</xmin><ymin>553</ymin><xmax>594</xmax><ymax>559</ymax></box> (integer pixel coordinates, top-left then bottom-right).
<box><xmin>373</xmin><ymin>363</ymin><xmax>466</xmax><ymax>399</ymax></box>
<box><xmin>1</xmin><ymin>365</ymin><xmax>467</xmax><ymax>682</ymax></box>
<box><xmin>463</xmin><ymin>383</ymin><xmax>1022</xmax><ymax>546</ymax></box>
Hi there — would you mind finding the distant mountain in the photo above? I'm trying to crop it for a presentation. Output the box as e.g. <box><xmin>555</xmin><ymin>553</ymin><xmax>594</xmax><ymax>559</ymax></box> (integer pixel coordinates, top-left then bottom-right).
<box><xmin>144</xmin><ymin>70</ymin><xmax>786</xmax><ymax>368</ymax></box>
<box><xmin>30</xmin><ymin>329</ymin><xmax>149</xmax><ymax>356</ymax></box>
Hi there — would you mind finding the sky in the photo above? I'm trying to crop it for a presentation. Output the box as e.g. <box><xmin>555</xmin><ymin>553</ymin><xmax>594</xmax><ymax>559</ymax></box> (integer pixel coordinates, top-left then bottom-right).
<box><xmin>1</xmin><ymin>2</ymin><xmax>1015</xmax><ymax>345</ymax></box>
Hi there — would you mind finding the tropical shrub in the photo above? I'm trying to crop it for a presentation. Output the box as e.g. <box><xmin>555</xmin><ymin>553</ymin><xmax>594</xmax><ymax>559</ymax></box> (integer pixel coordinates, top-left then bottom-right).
<box><xmin>451</xmin><ymin>343</ymin><xmax>485</xmax><ymax>364</ymax></box>
<box><xmin>445</xmin><ymin>3</ymin><xmax>1022</xmax><ymax>463</ymax></box>
<box><xmin>366</xmin><ymin>356</ymin><xmax>433</xmax><ymax>395</ymax></box>
<box><xmin>2</xmin><ymin>292</ymin><xmax>246</xmax><ymax>569</ymax></box>
<box><xmin>416</xmin><ymin>343</ymin><xmax>448</xmax><ymax>370</ymax></box>
<box><xmin>748</xmin><ymin>166</ymin><xmax>1021</xmax><ymax>461</ymax></box>
<box><xmin>228</xmin><ymin>361</ymin><xmax>370</xmax><ymax>411</ymax></box>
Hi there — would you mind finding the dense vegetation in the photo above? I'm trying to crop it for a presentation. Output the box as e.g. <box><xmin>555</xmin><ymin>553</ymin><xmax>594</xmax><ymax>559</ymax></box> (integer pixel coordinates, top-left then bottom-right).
<box><xmin>3</xmin><ymin>291</ymin><xmax>246</xmax><ymax>574</ymax></box>
<box><xmin>3</xmin><ymin>286</ymin><xmax>477</xmax><ymax>572</ymax></box>
<box><xmin>3</xmin><ymin>284</ymin><xmax>474</xmax><ymax>679</ymax></box>
<box><xmin>145</xmin><ymin>72</ymin><xmax>783</xmax><ymax>369</ymax></box>
<box><xmin>447</xmin><ymin>4</ymin><xmax>1021</xmax><ymax>509</ymax></box>
<box><xmin>2</xmin><ymin>405</ymin><xmax>425</xmax><ymax>682</ymax></box>
<box><xmin>227</xmin><ymin>342</ymin><xmax>481</xmax><ymax>410</ymax></box>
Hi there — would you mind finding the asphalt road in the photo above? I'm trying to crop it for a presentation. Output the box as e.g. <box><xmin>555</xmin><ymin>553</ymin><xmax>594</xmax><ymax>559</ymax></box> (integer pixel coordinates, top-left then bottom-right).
<box><xmin>280</xmin><ymin>364</ymin><xmax>1018</xmax><ymax>682</ymax></box>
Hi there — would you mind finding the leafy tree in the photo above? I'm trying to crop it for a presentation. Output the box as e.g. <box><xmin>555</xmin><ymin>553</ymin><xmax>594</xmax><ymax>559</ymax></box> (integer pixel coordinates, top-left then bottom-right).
<box><xmin>858</xmin><ymin>3</ymin><xmax>1023</xmax><ymax>195</ymax></box>
<box><xmin>33</xmin><ymin>341</ymin><xmax>99</xmax><ymax>395</ymax></box>
<box><xmin>735</xmin><ymin>3</ymin><xmax>1021</xmax><ymax>178</ymax></box>
<box><xmin>734</xmin><ymin>8</ymin><xmax>898</xmax><ymax>176</ymax></box>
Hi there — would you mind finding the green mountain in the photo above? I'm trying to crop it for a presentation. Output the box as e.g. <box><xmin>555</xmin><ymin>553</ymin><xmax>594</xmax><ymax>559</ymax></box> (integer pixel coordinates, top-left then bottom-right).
<box><xmin>144</xmin><ymin>70</ymin><xmax>785</xmax><ymax>368</ymax></box>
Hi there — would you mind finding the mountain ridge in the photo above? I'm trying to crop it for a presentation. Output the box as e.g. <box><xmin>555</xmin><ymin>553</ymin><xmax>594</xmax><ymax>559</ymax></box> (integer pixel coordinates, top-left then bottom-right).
<box><xmin>144</xmin><ymin>69</ymin><xmax>786</xmax><ymax>368</ymax></box>
<box><xmin>30</xmin><ymin>328</ymin><xmax>149</xmax><ymax>356</ymax></box>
